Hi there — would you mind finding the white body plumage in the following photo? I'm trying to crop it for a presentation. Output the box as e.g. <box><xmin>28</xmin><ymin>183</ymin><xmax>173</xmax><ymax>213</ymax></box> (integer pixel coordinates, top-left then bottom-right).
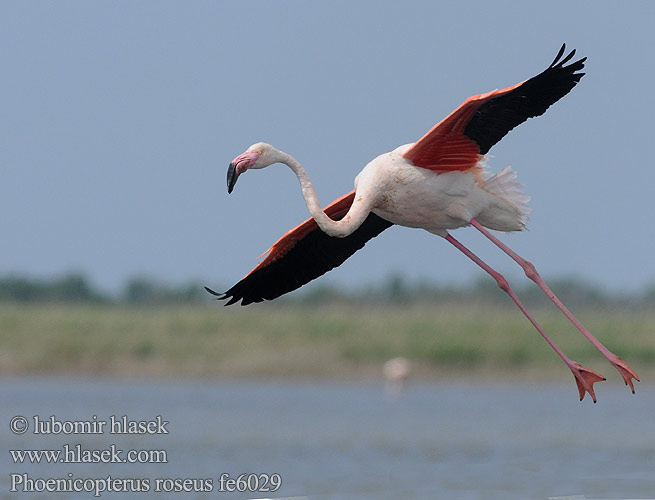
<box><xmin>355</xmin><ymin>144</ymin><xmax>530</xmax><ymax>237</ymax></box>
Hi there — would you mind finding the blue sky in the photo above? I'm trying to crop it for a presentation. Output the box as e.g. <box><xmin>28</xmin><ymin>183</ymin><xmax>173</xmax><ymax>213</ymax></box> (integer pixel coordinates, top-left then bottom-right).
<box><xmin>2</xmin><ymin>1</ymin><xmax>654</xmax><ymax>294</ymax></box>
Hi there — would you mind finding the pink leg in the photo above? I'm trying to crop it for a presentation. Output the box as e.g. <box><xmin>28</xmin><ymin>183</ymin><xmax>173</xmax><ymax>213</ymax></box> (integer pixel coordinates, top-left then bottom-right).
<box><xmin>469</xmin><ymin>218</ymin><xmax>639</xmax><ymax>393</ymax></box>
<box><xmin>446</xmin><ymin>233</ymin><xmax>605</xmax><ymax>402</ymax></box>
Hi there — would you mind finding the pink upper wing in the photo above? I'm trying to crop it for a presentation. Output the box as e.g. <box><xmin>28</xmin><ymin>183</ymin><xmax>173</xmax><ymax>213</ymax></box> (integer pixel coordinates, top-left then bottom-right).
<box><xmin>403</xmin><ymin>44</ymin><xmax>585</xmax><ymax>171</ymax></box>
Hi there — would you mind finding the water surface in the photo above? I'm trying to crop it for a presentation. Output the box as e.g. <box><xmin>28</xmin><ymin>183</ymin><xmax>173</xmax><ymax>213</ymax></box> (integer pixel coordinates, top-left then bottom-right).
<box><xmin>1</xmin><ymin>378</ymin><xmax>653</xmax><ymax>499</ymax></box>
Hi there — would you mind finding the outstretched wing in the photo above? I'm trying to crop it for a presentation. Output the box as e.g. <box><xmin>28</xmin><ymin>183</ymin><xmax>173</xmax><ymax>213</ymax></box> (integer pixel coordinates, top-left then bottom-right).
<box><xmin>207</xmin><ymin>191</ymin><xmax>393</xmax><ymax>305</ymax></box>
<box><xmin>403</xmin><ymin>44</ymin><xmax>586</xmax><ymax>171</ymax></box>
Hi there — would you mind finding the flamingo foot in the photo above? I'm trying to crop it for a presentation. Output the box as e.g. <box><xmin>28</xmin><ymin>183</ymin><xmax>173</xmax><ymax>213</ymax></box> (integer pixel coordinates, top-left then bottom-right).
<box><xmin>609</xmin><ymin>355</ymin><xmax>640</xmax><ymax>394</ymax></box>
<box><xmin>571</xmin><ymin>362</ymin><xmax>606</xmax><ymax>403</ymax></box>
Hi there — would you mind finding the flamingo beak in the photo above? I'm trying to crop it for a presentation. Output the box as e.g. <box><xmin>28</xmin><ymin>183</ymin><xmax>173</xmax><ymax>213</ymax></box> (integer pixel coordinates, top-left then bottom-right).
<box><xmin>227</xmin><ymin>162</ymin><xmax>239</xmax><ymax>194</ymax></box>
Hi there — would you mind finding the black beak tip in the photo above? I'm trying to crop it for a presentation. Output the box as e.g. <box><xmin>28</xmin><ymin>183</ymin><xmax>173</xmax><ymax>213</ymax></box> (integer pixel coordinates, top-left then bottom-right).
<box><xmin>227</xmin><ymin>162</ymin><xmax>237</xmax><ymax>194</ymax></box>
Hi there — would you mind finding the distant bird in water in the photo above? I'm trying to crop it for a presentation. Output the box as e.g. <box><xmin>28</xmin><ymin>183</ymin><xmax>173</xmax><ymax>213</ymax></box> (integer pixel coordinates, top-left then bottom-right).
<box><xmin>384</xmin><ymin>357</ymin><xmax>412</xmax><ymax>398</ymax></box>
<box><xmin>207</xmin><ymin>45</ymin><xmax>639</xmax><ymax>402</ymax></box>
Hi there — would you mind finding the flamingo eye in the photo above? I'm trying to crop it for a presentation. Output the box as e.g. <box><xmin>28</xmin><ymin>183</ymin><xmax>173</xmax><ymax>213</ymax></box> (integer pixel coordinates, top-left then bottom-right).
<box><xmin>257</xmin><ymin>150</ymin><xmax>263</xmax><ymax>155</ymax></box>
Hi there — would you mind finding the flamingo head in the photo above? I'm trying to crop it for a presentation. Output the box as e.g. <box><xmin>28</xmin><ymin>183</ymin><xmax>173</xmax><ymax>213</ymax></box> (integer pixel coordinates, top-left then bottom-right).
<box><xmin>227</xmin><ymin>142</ymin><xmax>276</xmax><ymax>193</ymax></box>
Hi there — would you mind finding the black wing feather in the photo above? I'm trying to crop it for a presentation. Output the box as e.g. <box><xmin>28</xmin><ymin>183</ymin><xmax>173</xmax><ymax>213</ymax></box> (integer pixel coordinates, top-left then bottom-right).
<box><xmin>211</xmin><ymin>212</ymin><xmax>393</xmax><ymax>306</ymax></box>
<box><xmin>464</xmin><ymin>44</ymin><xmax>586</xmax><ymax>154</ymax></box>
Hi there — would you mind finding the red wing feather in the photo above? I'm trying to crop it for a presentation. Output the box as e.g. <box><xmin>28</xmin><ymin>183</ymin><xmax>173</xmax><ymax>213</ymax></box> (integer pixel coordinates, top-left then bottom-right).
<box><xmin>403</xmin><ymin>86</ymin><xmax>520</xmax><ymax>171</ymax></box>
<box><xmin>247</xmin><ymin>191</ymin><xmax>357</xmax><ymax>276</ymax></box>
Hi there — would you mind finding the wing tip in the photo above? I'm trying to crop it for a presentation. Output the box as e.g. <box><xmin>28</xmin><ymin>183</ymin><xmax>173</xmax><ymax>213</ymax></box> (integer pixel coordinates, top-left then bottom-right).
<box><xmin>205</xmin><ymin>284</ymin><xmax>260</xmax><ymax>306</ymax></box>
<box><xmin>550</xmin><ymin>43</ymin><xmax>586</xmax><ymax>73</ymax></box>
<box><xmin>204</xmin><ymin>285</ymin><xmax>223</xmax><ymax>297</ymax></box>
<box><xmin>550</xmin><ymin>43</ymin><xmax>567</xmax><ymax>67</ymax></box>
<box><xmin>204</xmin><ymin>285</ymin><xmax>242</xmax><ymax>306</ymax></box>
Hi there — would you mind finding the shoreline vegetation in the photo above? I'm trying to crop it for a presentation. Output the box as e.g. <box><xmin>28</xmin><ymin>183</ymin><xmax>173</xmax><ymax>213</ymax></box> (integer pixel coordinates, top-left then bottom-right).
<box><xmin>2</xmin><ymin>271</ymin><xmax>655</xmax><ymax>307</ymax></box>
<box><xmin>1</xmin><ymin>273</ymin><xmax>653</xmax><ymax>382</ymax></box>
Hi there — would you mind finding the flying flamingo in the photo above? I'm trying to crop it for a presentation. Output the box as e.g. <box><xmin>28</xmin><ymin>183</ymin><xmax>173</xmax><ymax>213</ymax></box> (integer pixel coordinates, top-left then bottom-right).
<box><xmin>207</xmin><ymin>45</ymin><xmax>639</xmax><ymax>402</ymax></box>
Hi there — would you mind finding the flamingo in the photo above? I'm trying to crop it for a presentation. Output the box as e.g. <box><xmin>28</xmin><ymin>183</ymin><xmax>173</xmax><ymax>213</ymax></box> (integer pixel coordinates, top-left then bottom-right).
<box><xmin>384</xmin><ymin>357</ymin><xmax>412</xmax><ymax>398</ymax></box>
<box><xmin>207</xmin><ymin>45</ymin><xmax>639</xmax><ymax>402</ymax></box>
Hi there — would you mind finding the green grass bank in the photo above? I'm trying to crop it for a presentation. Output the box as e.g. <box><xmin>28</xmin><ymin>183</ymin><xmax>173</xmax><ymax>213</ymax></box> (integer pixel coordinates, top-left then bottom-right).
<box><xmin>1</xmin><ymin>303</ymin><xmax>653</xmax><ymax>383</ymax></box>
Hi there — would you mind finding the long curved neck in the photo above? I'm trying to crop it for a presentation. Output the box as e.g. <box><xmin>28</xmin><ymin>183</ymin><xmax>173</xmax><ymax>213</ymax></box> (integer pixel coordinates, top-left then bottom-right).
<box><xmin>273</xmin><ymin>149</ymin><xmax>368</xmax><ymax>238</ymax></box>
